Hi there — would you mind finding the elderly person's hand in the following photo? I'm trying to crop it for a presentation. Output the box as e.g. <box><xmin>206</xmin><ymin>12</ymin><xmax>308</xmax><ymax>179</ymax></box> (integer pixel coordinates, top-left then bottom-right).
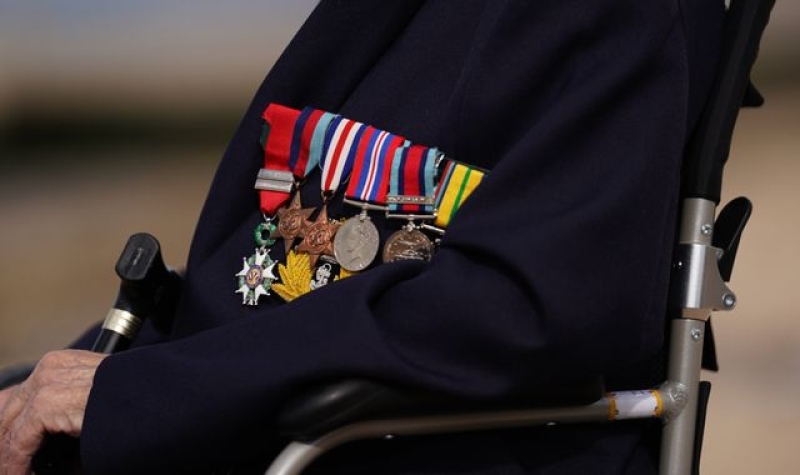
<box><xmin>0</xmin><ymin>387</ymin><xmax>14</xmax><ymax>413</ymax></box>
<box><xmin>0</xmin><ymin>350</ymin><xmax>106</xmax><ymax>475</ymax></box>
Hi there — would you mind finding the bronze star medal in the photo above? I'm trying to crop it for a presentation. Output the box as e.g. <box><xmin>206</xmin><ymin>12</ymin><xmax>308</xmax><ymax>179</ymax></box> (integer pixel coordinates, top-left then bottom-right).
<box><xmin>296</xmin><ymin>205</ymin><xmax>340</xmax><ymax>269</ymax></box>
<box><xmin>272</xmin><ymin>192</ymin><xmax>315</xmax><ymax>253</ymax></box>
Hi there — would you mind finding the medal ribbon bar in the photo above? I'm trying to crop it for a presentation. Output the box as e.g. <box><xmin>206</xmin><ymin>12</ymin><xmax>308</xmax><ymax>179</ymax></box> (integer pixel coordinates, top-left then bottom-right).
<box><xmin>432</xmin><ymin>159</ymin><xmax>486</xmax><ymax>229</ymax></box>
<box><xmin>386</xmin><ymin>144</ymin><xmax>438</xmax><ymax>220</ymax></box>
<box><xmin>270</xmin><ymin>105</ymin><xmax>337</xmax><ymax>260</ymax></box>
<box><xmin>345</xmin><ymin>128</ymin><xmax>409</xmax><ymax>210</ymax></box>
<box><xmin>258</xmin><ymin>104</ymin><xmax>302</xmax><ymax>215</ymax></box>
<box><xmin>295</xmin><ymin>113</ymin><xmax>369</xmax><ymax>269</ymax></box>
<box><xmin>288</xmin><ymin>107</ymin><xmax>327</xmax><ymax>179</ymax></box>
<box><xmin>334</xmin><ymin>126</ymin><xmax>408</xmax><ymax>272</ymax></box>
<box><xmin>320</xmin><ymin>117</ymin><xmax>366</xmax><ymax>196</ymax></box>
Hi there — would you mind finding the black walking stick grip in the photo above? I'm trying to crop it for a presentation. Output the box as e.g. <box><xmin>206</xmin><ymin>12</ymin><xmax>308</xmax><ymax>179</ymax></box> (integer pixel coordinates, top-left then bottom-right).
<box><xmin>681</xmin><ymin>0</ymin><xmax>775</xmax><ymax>203</ymax></box>
<box><xmin>92</xmin><ymin>233</ymin><xmax>180</xmax><ymax>353</ymax></box>
<box><xmin>33</xmin><ymin>233</ymin><xmax>181</xmax><ymax>474</ymax></box>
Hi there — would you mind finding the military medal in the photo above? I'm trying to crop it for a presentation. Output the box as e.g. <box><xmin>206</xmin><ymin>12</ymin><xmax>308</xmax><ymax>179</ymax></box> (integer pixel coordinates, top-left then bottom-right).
<box><xmin>296</xmin><ymin>115</ymin><xmax>364</xmax><ymax>269</ymax></box>
<box><xmin>336</xmin><ymin>127</ymin><xmax>408</xmax><ymax>271</ymax></box>
<box><xmin>383</xmin><ymin>144</ymin><xmax>440</xmax><ymax>263</ymax></box>
<box><xmin>267</xmin><ymin>107</ymin><xmax>337</xmax><ymax>253</ymax></box>
<box><xmin>273</xmin><ymin>193</ymin><xmax>314</xmax><ymax>252</ymax></box>
<box><xmin>382</xmin><ymin>222</ymin><xmax>435</xmax><ymax>262</ymax></box>
<box><xmin>239</xmin><ymin>102</ymin><xmax>491</xmax><ymax>304</ymax></box>
<box><xmin>334</xmin><ymin>216</ymin><xmax>380</xmax><ymax>271</ymax></box>
<box><xmin>236</xmin><ymin>104</ymin><xmax>332</xmax><ymax>306</ymax></box>
<box><xmin>235</xmin><ymin>247</ymin><xmax>278</xmax><ymax>305</ymax></box>
<box><xmin>295</xmin><ymin>204</ymin><xmax>340</xmax><ymax>267</ymax></box>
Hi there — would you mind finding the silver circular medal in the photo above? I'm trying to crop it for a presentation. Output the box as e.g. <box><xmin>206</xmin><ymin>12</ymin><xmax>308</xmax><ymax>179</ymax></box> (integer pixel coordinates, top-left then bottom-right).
<box><xmin>333</xmin><ymin>215</ymin><xmax>380</xmax><ymax>272</ymax></box>
<box><xmin>383</xmin><ymin>227</ymin><xmax>434</xmax><ymax>263</ymax></box>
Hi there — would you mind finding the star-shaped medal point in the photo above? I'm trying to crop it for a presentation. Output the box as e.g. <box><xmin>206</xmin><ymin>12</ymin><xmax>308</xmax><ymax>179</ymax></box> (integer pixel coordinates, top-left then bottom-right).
<box><xmin>296</xmin><ymin>205</ymin><xmax>340</xmax><ymax>269</ymax></box>
<box><xmin>235</xmin><ymin>247</ymin><xmax>278</xmax><ymax>306</ymax></box>
<box><xmin>272</xmin><ymin>193</ymin><xmax>315</xmax><ymax>253</ymax></box>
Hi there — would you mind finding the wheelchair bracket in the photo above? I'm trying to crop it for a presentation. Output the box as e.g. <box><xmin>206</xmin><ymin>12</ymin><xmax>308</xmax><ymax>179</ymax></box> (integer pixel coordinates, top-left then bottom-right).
<box><xmin>670</xmin><ymin>198</ymin><xmax>737</xmax><ymax>321</ymax></box>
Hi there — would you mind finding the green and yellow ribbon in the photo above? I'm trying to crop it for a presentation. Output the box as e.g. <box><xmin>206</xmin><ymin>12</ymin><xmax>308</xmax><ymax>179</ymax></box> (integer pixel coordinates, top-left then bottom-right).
<box><xmin>433</xmin><ymin>160</ymin><xmax>486</xmax><ymax>229</ymax></box>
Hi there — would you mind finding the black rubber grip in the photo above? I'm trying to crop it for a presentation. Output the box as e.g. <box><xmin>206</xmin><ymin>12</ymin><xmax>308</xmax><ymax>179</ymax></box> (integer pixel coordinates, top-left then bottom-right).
<box><xmin>681</xmin><ymin>0</ymin><xmax>775</xmax><ymax>203</ymax></box>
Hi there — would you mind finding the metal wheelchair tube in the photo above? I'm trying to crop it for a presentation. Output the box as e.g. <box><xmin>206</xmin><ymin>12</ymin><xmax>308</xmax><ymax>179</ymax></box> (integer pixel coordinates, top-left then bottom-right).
<box><xmin>659</xmin><ymin>319</ymin><xmax>705</xmax><ymax>475</ymax></box>
<box><xmin>679</xmin><ymin>198</ymin><xmax>715</xmax><ymax>246</ymax></box>
<box><xmin>265</xmin><ymin>401</ymin><xmax>612</xmax><ymax>475</ymax></box>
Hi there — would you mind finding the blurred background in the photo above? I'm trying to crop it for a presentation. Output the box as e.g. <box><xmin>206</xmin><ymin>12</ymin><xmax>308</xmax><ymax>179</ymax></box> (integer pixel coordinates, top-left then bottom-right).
<box><xmin>0</xmin><ymin>1</ymin><xmax>798</xmax><ymax>473</ymax></box>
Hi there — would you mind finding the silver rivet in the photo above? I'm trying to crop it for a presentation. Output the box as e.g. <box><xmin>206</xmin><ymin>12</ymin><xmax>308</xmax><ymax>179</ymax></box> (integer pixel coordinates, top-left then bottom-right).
<box><xmin>723</xmin><ymin>293</ymin><xmax>736</xmax><ymax>308</ymax></box>
<box><xmin>701</xmin><ymin>224</ymin><xmax>713</xmax><ymax>236</ymax></box>
<box><xmin>691</xmin><ymin>328</ymin><xmax>702</xmax><ymax>341</ymax></box>
<box><xmin>546</xmin><ymin>422</ymin><xmax>557</xmax><ymax>426</ymax></box>
<box><xmin>384</xmin><ymin>434</ymin><xmax>395</xmax><ymax>440</ymax></box>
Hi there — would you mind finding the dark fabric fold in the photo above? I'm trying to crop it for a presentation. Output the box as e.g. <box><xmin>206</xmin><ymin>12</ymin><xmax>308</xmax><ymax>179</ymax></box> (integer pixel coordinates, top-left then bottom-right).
<box><xmin>81</xmin><ymin>1</ymin><xmax>725</xmax><ymax>473</ymax></box>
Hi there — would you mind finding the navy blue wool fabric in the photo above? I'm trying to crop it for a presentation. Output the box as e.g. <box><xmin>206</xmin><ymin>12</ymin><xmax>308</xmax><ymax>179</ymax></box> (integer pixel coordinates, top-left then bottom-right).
<box><xmin>80</xmin><ymin>0</ymin><xmax>724</xmax><ymax>473</ymax></box>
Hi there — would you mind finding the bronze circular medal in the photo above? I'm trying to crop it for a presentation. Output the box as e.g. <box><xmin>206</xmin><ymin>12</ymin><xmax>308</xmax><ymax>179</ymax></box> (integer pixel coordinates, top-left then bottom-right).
<box><xmin>383</xmin><ymin>228</ymin><xmax>434</xmax><ymax>263</ymax></box>
<box><xmin>334</xmin><ymin>217</ymin><xmax>380</xmax><ymax>272</ymax></box>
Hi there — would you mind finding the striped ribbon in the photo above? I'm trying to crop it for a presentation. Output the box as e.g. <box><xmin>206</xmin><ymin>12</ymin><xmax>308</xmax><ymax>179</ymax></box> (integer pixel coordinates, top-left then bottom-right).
<box><xmin>307</xmin><ymin>111</ymin><xmax>338</xmax><ymax>177</ymax></box>
<box><xmin>261</xmin><ymin>103</ymin><xmax>487</xmax><ymax>225</ymax></box>
<box><xmin>345</xmin><ymin>127</ymin><xmax>409</xmax><ymax>206</ymax></box>
<box><xmin>287</xmin><ymin>107</ymin><xmax>327</xmax><ymax>178</ymax></box>
<box><xmin>320</xmin><ymin>117</ymin><xmax>367</xmax><ymax>195</ymax></box>
<box><xmin>433</xmin><ymin>160</ymin><xmax>486</xmax><ymax>229</ymax></box>
<box><xmin>387</xmin><ymin>144</ymin><xmax>438</xmax><ymax>214</ymax></box>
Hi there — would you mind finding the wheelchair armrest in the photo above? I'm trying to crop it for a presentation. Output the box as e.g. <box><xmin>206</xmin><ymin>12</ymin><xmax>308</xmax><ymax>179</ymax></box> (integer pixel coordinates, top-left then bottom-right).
<box><xmin>276</xmin><ymin>377</ymin><xmax>605</xmax><ymax>440</ymax></box>
<box><xmin>0</xmin><ymin>362</ymin><xmax>35</xmax><ymax>390</ymax></box>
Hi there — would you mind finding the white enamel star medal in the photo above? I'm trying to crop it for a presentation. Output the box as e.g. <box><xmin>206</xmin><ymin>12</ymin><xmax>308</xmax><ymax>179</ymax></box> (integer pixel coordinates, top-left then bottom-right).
<box><xmin>235</xmin><ymin>246</ymin><xmax>278</xmax><ymax>306</ymax></box>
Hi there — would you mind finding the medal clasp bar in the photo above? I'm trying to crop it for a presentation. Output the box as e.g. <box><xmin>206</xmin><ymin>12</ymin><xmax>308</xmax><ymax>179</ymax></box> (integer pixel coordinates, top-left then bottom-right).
<box><xmin>255</xmin><ymin>169</ymin><xmax>295</xmax><ymax>193</ymax></box>
<box><xmin>385</xmin><ymin>194</ymin><xmax>436</xmax><ymax>221</ymax></box>
<box><xmin>419</xmin><ymin>222</ymin><xmax>445</xmax><ymax>235</ymax></box>
<box><xmin>386</xmin><ymin>212</ymin><xmax>437</xmax><ymax>221</ymax></box>
<box><xmin>386</xmin><ymin>195</ymin><xmax>435</xmax><ymax>207</ymax></box>
<box><xmin>342</xmin><ymin>197</ymin><xmax>388</xmax><ymax>212</ymax></box>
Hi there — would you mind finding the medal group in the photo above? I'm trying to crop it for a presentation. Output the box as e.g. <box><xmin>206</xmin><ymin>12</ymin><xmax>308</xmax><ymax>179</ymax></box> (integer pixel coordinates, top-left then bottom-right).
<box><xmin>235</xmin><ymin>103</ymin><xmax>486</xmax><ymax>306</ymax></box>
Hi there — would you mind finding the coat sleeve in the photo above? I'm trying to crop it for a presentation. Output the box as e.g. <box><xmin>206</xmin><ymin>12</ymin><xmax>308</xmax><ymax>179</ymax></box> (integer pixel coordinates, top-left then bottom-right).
<box><xmin>80</xmin><ymin>1</ymin><xmax>704</xmax><ymax>472</ymax></box>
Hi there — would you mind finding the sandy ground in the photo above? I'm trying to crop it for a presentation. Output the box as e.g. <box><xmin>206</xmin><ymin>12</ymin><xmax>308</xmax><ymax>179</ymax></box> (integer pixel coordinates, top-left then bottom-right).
<box><xmin>1</xmin><ymin>88</ymin><xmax>798</xmax><ymax>473</ymax></box>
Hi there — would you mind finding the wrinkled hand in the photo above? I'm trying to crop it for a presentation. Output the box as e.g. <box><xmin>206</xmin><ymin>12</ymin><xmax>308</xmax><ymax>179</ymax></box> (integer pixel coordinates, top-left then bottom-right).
<box><xmin>0</xmin><ymin>350</ymin><xmax>106</xmax><ymax>475</ymax></box>
<box><xmin>0</xmin><ymin>388</ymin><xmax>15</xmax><ymax>414</ymax></box>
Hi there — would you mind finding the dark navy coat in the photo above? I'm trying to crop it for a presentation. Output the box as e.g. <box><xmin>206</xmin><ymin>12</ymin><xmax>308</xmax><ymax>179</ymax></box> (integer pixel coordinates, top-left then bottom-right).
<box><xmin>75</xmin><ymin>0</ymin><xmax>724</xmax><ymax>473</ymax></box>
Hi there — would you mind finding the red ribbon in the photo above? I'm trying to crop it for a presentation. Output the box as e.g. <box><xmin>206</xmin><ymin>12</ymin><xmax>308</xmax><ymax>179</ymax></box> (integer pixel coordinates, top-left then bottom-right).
<box><xmin>260</xmin><ymin>104</ymin><xmax>301</xmax><ymax>215</ymax></box>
